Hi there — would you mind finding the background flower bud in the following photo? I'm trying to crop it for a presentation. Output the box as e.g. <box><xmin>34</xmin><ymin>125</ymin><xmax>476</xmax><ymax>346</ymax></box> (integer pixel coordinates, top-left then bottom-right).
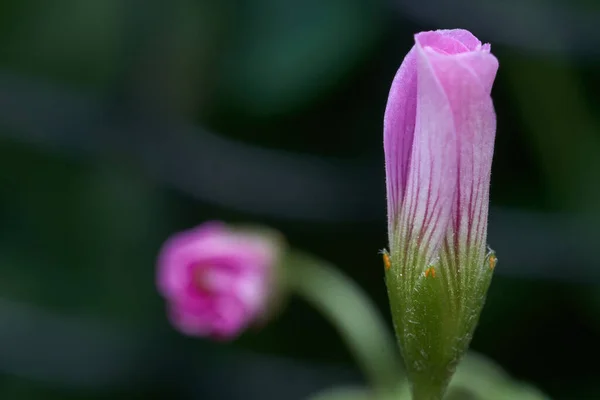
<box><xmin>156</xmin><ymin>221</ymin><xmax>285</xmax><ymax>340</ymax></box>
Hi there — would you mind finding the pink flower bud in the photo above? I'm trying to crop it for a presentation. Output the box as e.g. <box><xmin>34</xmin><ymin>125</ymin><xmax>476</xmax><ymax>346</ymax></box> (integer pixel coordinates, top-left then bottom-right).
<box><xmin>383</xmin><ymin>29</ymin><xmax>499</xmax><ymax>398</ymax></box>
<box><xmin>384</xmin><ymin>29</ymin><xmax>498</xmax><ymax>264</ymax></box>
<box><xmin>156</xmin><ymin>222</ymin><xmax>282</xmax><ymax>340</ymax></box>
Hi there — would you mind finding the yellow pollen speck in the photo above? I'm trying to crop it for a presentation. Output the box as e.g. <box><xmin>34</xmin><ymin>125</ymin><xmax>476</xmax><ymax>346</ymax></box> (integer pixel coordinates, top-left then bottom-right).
<box><xmin>383</xmin><ymin>252</ymin><xmax>391</xmax><ymax>271</ymax></box>
<box><xmin>424</xmin><ymin>266</ymin><xmax>436</xmax><ymax>278</ymax></box>
<box><xmin>489</xmin><ymin>255</ymin><xmax>497</xmax><ymax>270</ymax></box>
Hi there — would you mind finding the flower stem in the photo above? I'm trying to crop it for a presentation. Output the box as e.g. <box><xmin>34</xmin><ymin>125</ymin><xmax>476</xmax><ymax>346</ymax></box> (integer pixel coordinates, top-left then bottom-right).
<box><xmin>411</xmin><ymin>376</ymin><xmax>446</xmax><ymax>400</ymax></box>
<box><xmin>286</xmin><ymin>250</ymin><xmax>404</xmax><ymax>395</ymax></box>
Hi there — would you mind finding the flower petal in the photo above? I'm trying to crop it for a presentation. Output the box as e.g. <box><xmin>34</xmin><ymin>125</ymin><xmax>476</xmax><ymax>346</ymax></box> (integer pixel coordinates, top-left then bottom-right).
<box><xmin>455</xmin><ymin>50</ymin><xmax>498</xmax><ymax>94</ymax></box>
<box><xmin>437</xmin><ymin>29</ymin><xmax>482</xmax><ymax>51</ymax></box>
<box><xmin>423</xmin><ymin>46</ymin><xmax>498</xmax><ymax>269</ymax></box>
<box><xmin>417</xmin><ymin>31</ymin><xmax>470</xmax><ymax>55</ymax></box>
<box><xmin>395</xmin><ymin>39</ymin><xmax>458</xmax><ymax>272</ymax></box>
<box><xmin>384</xmin><ymin>47</ymin><xmax>418</xmax><ymax>240</ymax></box>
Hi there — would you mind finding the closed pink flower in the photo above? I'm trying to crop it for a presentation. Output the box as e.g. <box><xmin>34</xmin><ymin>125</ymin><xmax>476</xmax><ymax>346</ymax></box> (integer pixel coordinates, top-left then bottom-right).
<box><xmin>384</xmin><ymin>29</ymin><xmax>498</xmax><ymax>267</ymax></box>
<box><xmin>383</xmin><ymin>29</ymin><xmax>499</xmax><ymax>398</ymax></box>
<box><xmin>157</xmin><ymin>222</ymin><xmax>281</xmax><ymax>340</ymax></box>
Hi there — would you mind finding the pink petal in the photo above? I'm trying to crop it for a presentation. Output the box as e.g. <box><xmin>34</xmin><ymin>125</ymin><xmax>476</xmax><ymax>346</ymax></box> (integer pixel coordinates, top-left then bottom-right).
<box><xmin>156</xmin><ymin>221</ymin><xmax>226</xmax><ymax>297</ymax></box>
<box><xmin>455</xmin><ymin>50</ymin><xmax>498</xmax><ymax>94</ymax></box>
<box><xmin>210</xmin><ymin>296</ymin><xmax>249</xmax><ymax>340</ymax></box>
<box><xmin>421</xmin><ymin>41</ymin><xmax>498</xmax><ymax>267</ymax></box>
<box><xmin>168</xmin><ymin>303</ymin><xmax>212</xmax><ymax>337</ymax></box>
<box><xmin>396</xmin><ymin>37</ymin><xmax>459</xmax><ymax>268</ymax></box>
<box><xmin>437</xmin><ymin>29</ymin><xmax>482</xmax><ymax>51</ymax></box>
<box><xmin>200</xmin><ymin>267</ymin><xmax>237</xmax><ymax>292</ymax></box>
<box><xmin>234</xmin><ymin>272</ymin><xmax>267</xmax><ymax>313</ymax></box>
<box><xmin>384</xmin><ymin>47</ymin><xmax>418</xmax><ymax>239</ymax></box>
<box><xmin>417</xmin><ymin>31</ymin><xmax>470</xmax><ymax>55</ymax></box>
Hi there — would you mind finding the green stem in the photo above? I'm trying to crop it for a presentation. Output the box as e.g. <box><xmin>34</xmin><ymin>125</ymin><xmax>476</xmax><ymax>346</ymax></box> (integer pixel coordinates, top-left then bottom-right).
<box><xmin>411</xmin><ymin>376</ymin><xmax>445</xmax><ymax>400</ymax></box>
<box><xmin>286</xmin><ymin>250</ymin><xmax>404</xmax><ymax>395</ymax></box>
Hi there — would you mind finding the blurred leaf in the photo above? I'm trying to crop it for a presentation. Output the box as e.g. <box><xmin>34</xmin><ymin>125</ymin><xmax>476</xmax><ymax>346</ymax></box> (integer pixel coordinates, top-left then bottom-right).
<box><xmin>447</xmin><ymin>352</ymin><xmax>550</xmax><ymax>400</ymax></box>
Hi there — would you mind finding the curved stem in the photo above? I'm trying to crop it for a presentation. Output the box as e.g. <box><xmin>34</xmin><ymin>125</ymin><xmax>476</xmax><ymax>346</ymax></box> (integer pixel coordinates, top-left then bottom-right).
<box><xmin>286</xmin><ymin>250</ymin><xmax>404</xmax><ymax>395</ymax></box>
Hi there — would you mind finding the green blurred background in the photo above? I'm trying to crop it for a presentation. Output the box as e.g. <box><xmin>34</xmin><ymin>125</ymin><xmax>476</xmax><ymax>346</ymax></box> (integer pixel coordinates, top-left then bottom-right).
<box><xmin>0</xmin><ymin>0</ymin><xmax>599</xmax><ymax>398</ymax></box>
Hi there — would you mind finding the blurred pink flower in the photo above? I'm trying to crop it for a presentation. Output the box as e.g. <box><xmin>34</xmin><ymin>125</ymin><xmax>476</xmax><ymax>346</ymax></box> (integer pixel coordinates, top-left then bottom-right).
<box><xmin>157</xmin><ymin>222</ymin><xmax>281</xmax><ymax>340</ymax></box>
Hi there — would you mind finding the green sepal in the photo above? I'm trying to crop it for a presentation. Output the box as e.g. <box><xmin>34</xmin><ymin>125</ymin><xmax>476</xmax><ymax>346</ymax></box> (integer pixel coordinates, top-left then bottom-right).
<box><xmin>384</xmin><ymin>249</ymin><xmax>496</xmax><ymax>400</ymax></box>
